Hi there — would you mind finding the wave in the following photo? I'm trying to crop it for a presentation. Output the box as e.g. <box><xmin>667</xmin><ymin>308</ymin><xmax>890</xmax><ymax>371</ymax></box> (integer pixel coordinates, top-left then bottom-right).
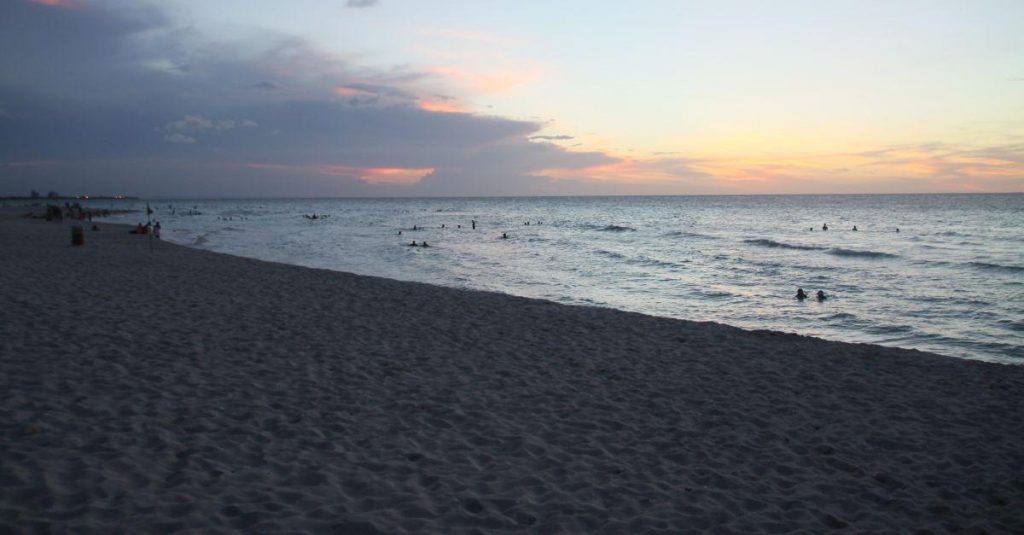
<box><xmin>664</xmin><ymin>230</ymin><xmax>719</xmax><ymax>240</ymax></box>
<box><xmin>594</xmin><ymin>249</ymin><xmax>627</xmax><ymax>260</ymax></box>
<box><xmin>594</xmin><ymin>249</ymin><xmax>686</xmax><ymax>270</ymax></box>
<box><xmin>628</xmin><ymin>255</ymin><xmax>687</xmax><ymax>270</ymax></box>
<box><xmin>744</xmin><ymin>238</ymin><xmax>824</xmax><ymax>251</ymax></box>
<box><xmin>827</xmin><ymin>248</ymin><xmax>898</xmax><ymax>259</ymax></box>
<box><xmin>598</xmin><ymin>225</ymin><xmax>636</xmax><ymax>232</ymax></box>
<box><xmin>968</xmin><ymin>261</ymin><xmax>1024</xmax><ymax>274</ymax></box>
<box><xmin>866</xmin><ymin>324</ymin><xmax>915</xmax><ymax>335</ymax></box>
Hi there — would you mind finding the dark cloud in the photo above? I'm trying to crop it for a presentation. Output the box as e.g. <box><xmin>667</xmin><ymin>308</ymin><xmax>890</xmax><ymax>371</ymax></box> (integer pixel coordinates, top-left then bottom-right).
<box><xmin>529</xmin><ymin>135</ymin><xmax>574</xmax><ymax>141</ymax></box>
<box><xmin>243</xmin><ymin>81</ymin><xmax>279</xmax><ymax>91</ymax></box>
<box><xmin>0</xmin><ymin>0</ymin><xmax>617</xmax><ymax>197</ymax></box>
<box><xmin>345</xmin><ymin>0</ymin><xmax>380</xmax><ymax>8</ymax></box>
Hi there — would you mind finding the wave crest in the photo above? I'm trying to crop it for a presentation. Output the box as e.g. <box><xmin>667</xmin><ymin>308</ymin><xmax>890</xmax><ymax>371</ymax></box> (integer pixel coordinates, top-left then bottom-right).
<box><xmin>744</xmin><ymin>238</ymin><xmax>824</xmax><ymax>251</ymax></box>
<box><xmin>664</xmin><ymin>230</ymin><xmax>719</xmax><ymax>240</ymax></box>
<box><xmin>968</xmin><ymin>261</ymin><xmax>1024</xmax><ymax>274</ymax></box>
<box><xmin>827</xmin><ymin>248</ymin><xmax>898</xmax><ymax>259</ymax></box>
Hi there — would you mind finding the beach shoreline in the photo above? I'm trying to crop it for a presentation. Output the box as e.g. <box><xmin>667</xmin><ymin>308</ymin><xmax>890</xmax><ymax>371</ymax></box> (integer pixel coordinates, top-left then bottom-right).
<box><xmin>2</xmin><ymin>214</ymin><xmax>1022</xmax><ymax>532</ymax></box>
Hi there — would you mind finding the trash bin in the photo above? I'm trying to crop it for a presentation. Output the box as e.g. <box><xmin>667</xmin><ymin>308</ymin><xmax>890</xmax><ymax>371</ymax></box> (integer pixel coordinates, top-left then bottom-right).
<box><xmin>71</xmin><ymin>225</ymin><xmax>84</xmax><ymax>246</ymax></box>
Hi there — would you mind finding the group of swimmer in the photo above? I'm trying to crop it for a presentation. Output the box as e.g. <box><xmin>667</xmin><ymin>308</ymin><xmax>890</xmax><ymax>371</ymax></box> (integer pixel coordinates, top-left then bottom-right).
<box><xmin>400</xmin><ymin>219</ymin><xmax>521</xmax><ymax>247</ymax></box>
<box><xmin>812</xmin><ymin>223</ymin><xmax>899</xmax><ymax>232</ymax></box>
<box><xmin>304</xmin><ymin>213</ymin><xmax>328</xmax><ymax>220</ymax></box>
<box><xmin>795</xmin><ymin>288</ymin><xmax>827</xmax><ymax>301</ymax></box>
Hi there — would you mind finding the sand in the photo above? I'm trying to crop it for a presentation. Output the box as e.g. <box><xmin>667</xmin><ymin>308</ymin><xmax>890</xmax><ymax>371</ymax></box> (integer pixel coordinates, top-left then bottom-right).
<box><xmin>2</xmin><ymin>211</ymin><xmax>1023</xmax><ymax>533</ymax></box>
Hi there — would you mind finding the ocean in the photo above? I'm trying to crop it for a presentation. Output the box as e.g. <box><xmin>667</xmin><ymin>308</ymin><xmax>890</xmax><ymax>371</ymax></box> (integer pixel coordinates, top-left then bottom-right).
<box><xmin>94</xmin><ymin>194</ymin><xmax>1023</xmax><ymax>363</ymax></box>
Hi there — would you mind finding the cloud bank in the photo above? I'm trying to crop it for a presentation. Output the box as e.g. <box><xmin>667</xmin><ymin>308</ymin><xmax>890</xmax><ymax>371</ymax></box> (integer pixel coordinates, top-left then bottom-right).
<box><xmin>0</xmin><ymin>0</ymin><xmax>612</xmax><ymax>197</ymax></box>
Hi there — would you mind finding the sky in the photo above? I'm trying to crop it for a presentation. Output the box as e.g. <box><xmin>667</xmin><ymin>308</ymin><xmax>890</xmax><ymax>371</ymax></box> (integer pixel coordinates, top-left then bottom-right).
<box><xmin>1</xmin><ymin>0</ymin><xmax>1022</xmax><ymax>197</ymax></box>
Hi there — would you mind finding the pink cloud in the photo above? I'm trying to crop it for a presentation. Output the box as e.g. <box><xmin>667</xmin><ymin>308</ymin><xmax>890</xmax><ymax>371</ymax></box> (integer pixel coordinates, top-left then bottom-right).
<box><xmin>30</xmin><ymin>0</ymin><xmax>77</xmax><ymax>8</ymax></box>
<box><xmin>416</xmin><ymin>99</ymin><xmax>466</xmax><ymax>114</ymax></box>
<box><xmin>428</xmin><ymin>65</ymin><xmax>544</xmax><ymax>94</ymax></box>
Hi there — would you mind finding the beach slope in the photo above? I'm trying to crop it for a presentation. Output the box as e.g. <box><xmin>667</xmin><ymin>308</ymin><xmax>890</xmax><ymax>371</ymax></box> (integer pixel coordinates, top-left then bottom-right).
<box><xmin>2</xmin><ymin>215</ymin><xmax>1022</xmax><ymax>533</ymax></box>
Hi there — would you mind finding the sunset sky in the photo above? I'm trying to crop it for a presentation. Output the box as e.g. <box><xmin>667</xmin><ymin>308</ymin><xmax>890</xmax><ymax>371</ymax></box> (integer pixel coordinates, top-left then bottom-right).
<box><xmin>1</xmin><ymin>0</ymin><xmax>1022</xmax><ymax>196</ymax></box>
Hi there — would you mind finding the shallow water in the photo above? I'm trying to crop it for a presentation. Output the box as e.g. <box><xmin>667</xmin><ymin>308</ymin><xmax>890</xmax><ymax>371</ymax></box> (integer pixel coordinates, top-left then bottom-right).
<box><xmin>96</xmin><ymin>194</ymin><xmax>1024</xmax><ymax>363</ymax></box>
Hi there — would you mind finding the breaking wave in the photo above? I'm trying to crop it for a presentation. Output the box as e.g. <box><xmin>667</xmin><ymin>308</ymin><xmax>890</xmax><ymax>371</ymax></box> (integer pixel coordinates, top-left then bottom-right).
<box><xmin>827</xmin><ymin>248</ymin><xmax>898</xmax><ymax>259</ymax></box>
<box><xmin>744</xmin><ymin>238</ymin><xmax>824</xmax><ymax>251</ymax></box>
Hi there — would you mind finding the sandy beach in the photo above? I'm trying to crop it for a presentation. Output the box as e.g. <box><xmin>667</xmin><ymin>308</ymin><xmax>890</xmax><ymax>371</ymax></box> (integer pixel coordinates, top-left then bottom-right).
<box><xmin>2</xmin><ymin>211</ymin><xmax>1022</xmax><ymax>533</ymax></box>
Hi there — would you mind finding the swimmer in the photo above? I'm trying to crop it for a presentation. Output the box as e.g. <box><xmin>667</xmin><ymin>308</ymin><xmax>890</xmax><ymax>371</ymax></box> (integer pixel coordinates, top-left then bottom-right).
<box><xmin>852</xmin><ymin>225</ymin><xmax>858</xmax><ymax>231</ymax></box>
<box><xmin>409</xmin><ymin>241</ymin><xmax>417</xmax><ymax>246</ymax></box>
<box><xmin>421</xmin><ymin>241</ymin><xmax>429</xmax><ymax>247</ymax></box>
<box><xmin>822</xmin><ymin>223</ymin><xmax>828</xmax><ymax>231</ymax></box>
<box><xmin>398</xmin><ymin>231</ymin><xmax>402</xmax><ymax>235</ymax></box>
<box><xmin>501</xmin><ymin>232</ymin><xmax>508</xmax><ymax>239</ymax></box>
<box><xmin>896</xmin><ymin>228</ymin><xmax>900</xmax><ymax>233</ymax></box>
<box><xmin>816</xmin><ymin>290</ymin><xmax>827</xmax><ymax>301</ymax></box>
<box><xmin>796</xmin><ymin>288</ymin><xmax>808</xmax><ymax>300</ymax></box>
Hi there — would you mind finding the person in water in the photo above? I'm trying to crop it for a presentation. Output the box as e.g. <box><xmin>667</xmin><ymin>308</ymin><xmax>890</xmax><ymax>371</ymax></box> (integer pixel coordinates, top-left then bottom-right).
<box><xmin>852</xmin><ymin>225</ymin><xmax>858</xmax><ymax>231</ymax></box>
<box><xmin>822</xmin><ymin>223</ymin><xmax>829</xmax><ymax>231</ymax></box>
<box><xmin>409</xmin><ymin>241</ymin><xmax>417</xmax><ymax>246</ymax></box>
<box><xmin>421</xmin><ymin>241</ymin><xmax>429</xmax><ymax>247</ymax></box>
<box><xmin>796</xmin><ymin>288</ymin><xmax>808</xmax><ymax>300</ymax></box>
<box><xmin>816</xmin><ymin>290</ymin><xmax>827</xmax><ymax>301</ymax></box>
<box><xmin>501</xmin><ymin>232</ymin><xmax>508</xmax><ymax>239</ymax></box>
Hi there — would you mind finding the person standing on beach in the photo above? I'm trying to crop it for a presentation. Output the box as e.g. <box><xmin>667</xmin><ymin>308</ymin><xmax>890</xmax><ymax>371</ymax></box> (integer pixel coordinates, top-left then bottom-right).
<box><xmin>154</xmin><ymin>221</ymin><xmax>161</xmax><ymax>239</ymax></box>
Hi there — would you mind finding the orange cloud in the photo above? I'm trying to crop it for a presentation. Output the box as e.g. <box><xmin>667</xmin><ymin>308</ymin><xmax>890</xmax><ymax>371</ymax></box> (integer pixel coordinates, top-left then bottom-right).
<box><xmin>542</xmin><ymin>141</ymin><xmax>1024</xmax><ymax>193</ymax></box>
<box><xmin>246</xmin><ymin>163</ymin><xmax>433</xmax><ymax>185</ymax></box>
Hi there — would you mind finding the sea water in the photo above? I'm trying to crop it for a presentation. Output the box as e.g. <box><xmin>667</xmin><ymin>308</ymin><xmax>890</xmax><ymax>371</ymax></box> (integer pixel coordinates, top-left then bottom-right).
<box><xmin>96</xmin><ymin>194</ymin><xmax>1023</xmax><ymax>363</ymax></box>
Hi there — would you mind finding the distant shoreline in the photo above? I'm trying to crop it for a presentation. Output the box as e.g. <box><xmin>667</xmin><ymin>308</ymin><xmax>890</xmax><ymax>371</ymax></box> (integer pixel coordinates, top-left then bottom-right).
<box><xmin>0</xmin><ymin>196</ymin><xmax>139</xmax><ymax>201</ymax></box>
